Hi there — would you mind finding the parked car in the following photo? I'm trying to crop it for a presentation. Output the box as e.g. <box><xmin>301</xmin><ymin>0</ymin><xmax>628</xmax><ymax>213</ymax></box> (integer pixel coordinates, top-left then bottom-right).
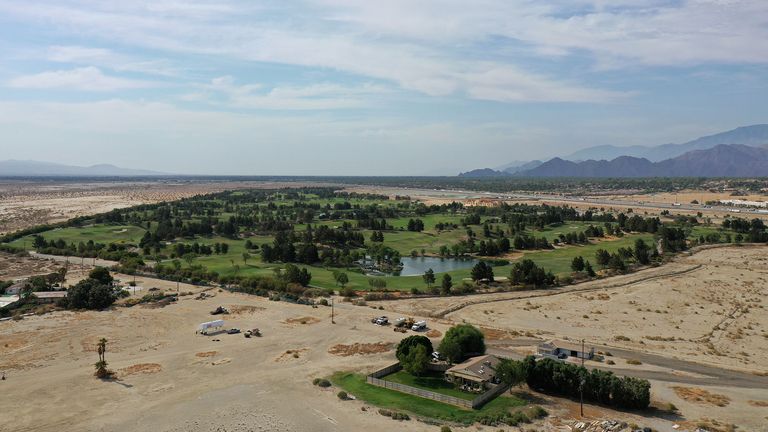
<box><xmin>374</xmin><ymin>316</ymin><xmax>389</xmax><ymax>325</ymax></box>
<box><xmin>227</xmin><ymin>328</ymin><xmax>241</xmax><ymax>334</ymax></box>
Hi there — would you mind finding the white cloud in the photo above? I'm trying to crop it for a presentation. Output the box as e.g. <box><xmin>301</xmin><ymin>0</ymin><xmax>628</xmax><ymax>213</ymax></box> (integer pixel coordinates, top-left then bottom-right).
<box><xmin>0</xmin><ymin>0</ymin><xmax>629</xmax><ymax>103</ymax></box>
<box><xmin>193</xmin><ymin>76</ymin><xmax>392</xmax><ymax>109</ymax></box>
<box><xmin>47</xmin><ymin>45</ymin><xmax>179</xmax><ymax>77</ymax></box>
<box><xmin>0</xmin><ymin>1</ymin><xmax>764</xmax><ymax>106</ymax></box>
<box><xmin>315</xmin><ymin>0</ymin><xmax>768</xmax><ymax>67</ymax></box>
<box><xmin>7</xmin><ymin>67</ymin><xmax>155</xmax><ymax>91</ymax></box>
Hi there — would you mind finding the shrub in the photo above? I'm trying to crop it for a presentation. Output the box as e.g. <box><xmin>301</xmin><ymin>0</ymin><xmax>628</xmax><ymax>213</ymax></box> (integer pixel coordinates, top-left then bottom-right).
<box><xmin>314</xmin><ymin>378</ymin><xmax>331</xmax><ymax>388</ymax></box>
<box><xmin>441</xmin><ymin>427</ymin><xmax>452</xmax><ymax>432</ymax></box>
<box><xmin>378</xmin><ymin>409</ymin><xmax>410</xmax><ymax>421</ymax></box>
<box><xmin>337</xmin><ymin>391</ymin><xmax>348</xmax><ymax>400</ymax></box>
<box><xmin>626</xmin><ymin>359</ymin><xmax>642</xmax><ymax>365</ymax></box>
<box><xmin>526</xmin><ymin>406</ymin><xmax>548</xmax><ymax>419</ymax></box>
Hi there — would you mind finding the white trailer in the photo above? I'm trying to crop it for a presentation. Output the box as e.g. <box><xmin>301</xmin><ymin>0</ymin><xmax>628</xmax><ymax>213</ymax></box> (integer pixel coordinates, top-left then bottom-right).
<box><xmin>197</xmin><ymin>319</ymin><xmax>225</xmax><ymax>334</ymax></box>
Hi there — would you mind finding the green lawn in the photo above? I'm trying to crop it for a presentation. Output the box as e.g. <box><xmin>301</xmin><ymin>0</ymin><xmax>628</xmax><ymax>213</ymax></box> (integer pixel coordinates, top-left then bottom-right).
<box><xmin>382</xmin><ymin>370</ymin><xmax>475</xmax><ymax>400</ymax></box>
<box><xmin>9</xmin><ymin>224</ymin><xmax>146</xmax><ymax>248</ymax></box>
<box><xmin>330</xmin><ymin>372</ymin><xmax>526</xmax><ymax>423</ymax></box>
<box><xmin>519</xmin><ymin>234</ymin><xmax>654</xmax><ymax>275</ymax></box>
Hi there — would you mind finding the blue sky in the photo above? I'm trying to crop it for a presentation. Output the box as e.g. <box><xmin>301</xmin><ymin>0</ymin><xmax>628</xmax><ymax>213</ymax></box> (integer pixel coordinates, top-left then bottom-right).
<box><xmin>0</xmin><ymin>0</ymin><xmax>766</xmax><ymax>175</ymax></box>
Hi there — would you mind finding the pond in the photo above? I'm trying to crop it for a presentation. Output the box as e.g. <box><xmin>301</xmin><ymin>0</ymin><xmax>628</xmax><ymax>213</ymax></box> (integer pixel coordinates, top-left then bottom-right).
<box><xmin>395</xmin><ymin>256</ymin><xmax>478</xmax><ymax>276</ymax></box>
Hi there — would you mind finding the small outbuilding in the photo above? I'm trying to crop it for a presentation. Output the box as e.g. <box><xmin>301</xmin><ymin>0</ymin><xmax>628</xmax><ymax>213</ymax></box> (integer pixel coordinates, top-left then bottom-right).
<box><xmin>32</xmin><ymin>291</ymin><xmax>67</xmax><ymax>303</ymax></box>
<box><xmin>537</xmin><ymin>339</ymin><xmax>594</xmax><ymax>361</ymax></box>
<box><xmin>5</xmin><ymin>281</ymin><xmax>26</xmax><ymax>296</ymax></box>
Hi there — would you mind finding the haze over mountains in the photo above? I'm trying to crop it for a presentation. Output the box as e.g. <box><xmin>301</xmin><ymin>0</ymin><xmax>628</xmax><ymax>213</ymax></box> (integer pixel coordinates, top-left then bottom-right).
<box><xmin>460</xmin><ymin>124</ymin><xmax>768</xmax><ymax>178</ymax></box>
<box><xmin>0</xmin><ymin>160</ymin><xmax>168</xmax><ymax>177</ymax></box>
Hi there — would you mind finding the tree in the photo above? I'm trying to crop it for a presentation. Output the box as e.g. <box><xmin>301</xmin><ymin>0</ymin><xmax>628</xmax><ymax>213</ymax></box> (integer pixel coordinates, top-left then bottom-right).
<box><xmin>440</xmin><ymin>273</ymin><xmax>453</xmax><ymax>295</ymax></box>
<box><xmin>633</xmin><ymin>239</ymin><xmax>650</xmax><ymax>265</ymax></box>
<box><xmin>183</xmin><ymin>253</ymin><xmax>195</xmax><ymax>267</ymax></box>
<box><xmin>396</xmin><ymin>335</ymin><xmax>434</xmax><ymax>361</ymax></box>
<box><xmin>608</xmin><ymin>253</ymin><xmax>627</xmax><ymax>272</ymax></box>
<box><xmin>585</xmin><ymin>260</ymin><xmax>596</xmax><ymax>277</ymax></box>
<box><xmin>68</xmin><ymin>278</ymin><xmax>117</xmax><ymax>310</ymax></box>
<box><xmin>88</xmin><ymin>267</ymin><xmax>113</xmax><ymax>285</ymax></box>
<box><xmin>571</xmin><ymin>256</ymin><xmax>585</xmax><ymax>272</ymax></box>
<box><xmin>242</xmin><ymin>252</ymin><xmax>251</xmax><ymax>266</ymax></box>
<box><xmin>422</xmin><ymin>268</ymin><xmax>435</xmax><ymax>289</ymax></box>
<box><xmin>368</xmin><ymin>278</ymin><xmax>387</xmax><ymax>290</ymax></box>
<box><xmin>94</xmin><ymin>338</ymin><xmax>112</xmax><ymax>379</ymax></box>
<box><xmin>402</xmin><ymin>344</ymin><xmax>430</xmax><ymax>376</ymax></box>
<box><xmin>496</xmin><ymin>358</ymin><xmax>526</xmax><ymax>389</ymax></box>
<box><xmin>509</xmin><ymin>259</ymin><xmax>555</xmax><ymax>287</ymax></box>
<box><xmin>335</xmin><ymin>272</ymin><xmax>349</xmax><ymax>288</ymax></box>
<box><xmin>470</xmin><ymin>261</ymin><xmax>494</xmax><ymax>283</ymax></box>
<box><xmin>438</xmin><ymin>324</ymin><xmax>485</xmax><ymax>363</ymax></box>
<box><xmin>595</xmin><ymin>249</ymin><xmax>610</xmax><ymax>267</ymax></box>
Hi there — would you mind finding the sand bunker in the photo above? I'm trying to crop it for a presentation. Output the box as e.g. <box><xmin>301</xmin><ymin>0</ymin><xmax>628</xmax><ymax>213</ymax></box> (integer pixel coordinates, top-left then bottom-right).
<box><xmin>328</xmin><ymin>342</ymin><xmax>393</xmax><ymax>357</ymax></box>
<box><xmin>195</xmin><ymin>351</ymin><xmax>218</xmax><ymax>358</ymax></box>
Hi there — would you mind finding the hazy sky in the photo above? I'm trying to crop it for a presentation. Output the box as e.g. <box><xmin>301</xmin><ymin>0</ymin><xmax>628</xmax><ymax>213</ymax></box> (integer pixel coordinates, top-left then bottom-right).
<box><xmin>1</xmin><ymin>1</ymin><xmax>767</xmax><ymax>175</ymax></box>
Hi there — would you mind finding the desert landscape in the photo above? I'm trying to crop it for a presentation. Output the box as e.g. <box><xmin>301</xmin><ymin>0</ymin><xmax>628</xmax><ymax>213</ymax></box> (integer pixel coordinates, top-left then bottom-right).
<box><xmin>0</xmin><ymin>180</ymin><xmax>339</xmax><ymax>235</ymax></box>
<box><xmin>2</xmin><ymin>243</ymin><xmax>767</xmax><ymax>431</ymax></box>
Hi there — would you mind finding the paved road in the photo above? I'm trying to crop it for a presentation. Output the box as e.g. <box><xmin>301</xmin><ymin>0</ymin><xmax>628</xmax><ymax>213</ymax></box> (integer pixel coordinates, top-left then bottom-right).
<box><xmin>28</xmin><ymin>252</ymin><xmax>119</xmax><ymax>268</ymax></box>
<box><xmin>487</xmin><ymin>341</ymin><xmax>768</xmax><ymax>389</ymax></box>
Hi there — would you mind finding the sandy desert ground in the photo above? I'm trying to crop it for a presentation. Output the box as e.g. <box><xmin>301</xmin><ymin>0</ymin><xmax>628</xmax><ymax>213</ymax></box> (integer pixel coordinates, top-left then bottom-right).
<box><xmin>0</xmin><ymin>180</ymin><xmax>339</xmax><ymax>235</ymax></box>
<box><xmin>2</xmin><ymin>245</ymin><xmax>767</xmax><ymax>431</ymax></box>
<box><xmin>374</xmin><ymin>245</ymin><xmax>768</xmax><ymax>374</ymax></box>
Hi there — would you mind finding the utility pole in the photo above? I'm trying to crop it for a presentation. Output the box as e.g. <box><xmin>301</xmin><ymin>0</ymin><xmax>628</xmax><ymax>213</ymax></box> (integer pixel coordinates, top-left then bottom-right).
<box><xmin>331</xmin><ymin>297</ymin><xmax>335</xmax><ymax>324</ymax></box>
<box><xmin>580</xmin><ymin>339</ymin><xmax>585</xmax><ymax>417</ymax></box>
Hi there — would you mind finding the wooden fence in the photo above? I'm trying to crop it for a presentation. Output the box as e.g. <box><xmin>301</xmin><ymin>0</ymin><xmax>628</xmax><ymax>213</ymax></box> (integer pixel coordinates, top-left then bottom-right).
<box><xmin>366</xmin><ymin>363</ymin><xmax>509</xmax><ymax>409</ymax></box>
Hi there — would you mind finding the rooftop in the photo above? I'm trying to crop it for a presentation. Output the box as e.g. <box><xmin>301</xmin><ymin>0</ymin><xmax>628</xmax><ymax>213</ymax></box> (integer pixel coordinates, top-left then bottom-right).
<box><xmin>539</xmin><ymin>339</ymin><xmax>593</xmax><ymax>353</ymax></box>
<box><xmin>446</xmin><ymin>354</ymin><xmax>502</xmax><ymax>382</ymax></box>
<box><xmin>33</xmin><ymin>291</ymin><xmax>68</xmax><ymax>299</ymax></box>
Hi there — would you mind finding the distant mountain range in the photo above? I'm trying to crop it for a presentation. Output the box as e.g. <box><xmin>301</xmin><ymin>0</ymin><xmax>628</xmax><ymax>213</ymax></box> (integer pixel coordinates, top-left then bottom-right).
<box><xmin>522</xmin><ymin>145</ymin><xmax>768</xmax><ymax>177</ymax></box>
<box><xmin>564</xmin><ymin>124</ymin><xmax>768</xmax><ymax>162</ymax></box>
<box><xmin>0</xmin><ymin>160</ymin><xmax>168</xmax><ymax>176</ymax></box>
<box><xmin>459</xmin><ymin>124</ymin><xmax>768</xmax><ymax>178</ymax></box>
<box><xmin>459</xmin><ymin>160</ymin><xmax>543</xmax><ymax>177</ymax></box>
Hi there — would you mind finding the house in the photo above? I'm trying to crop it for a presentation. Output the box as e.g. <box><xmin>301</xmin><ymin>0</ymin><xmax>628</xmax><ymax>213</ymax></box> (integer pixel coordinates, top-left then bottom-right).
<box><xmin>537</xmin><ymin>339</ymin><xmax>594</xmax><ymax>361</ymax></box>
<box><xmin>5</xmin><ymin>280</ymin><xmax>27</xmax><ymax>296</ymax></box>
<box><xmin>32</xmin><ymin>291</ymin><xmax>68</xmax><ymax>303</ymax></box>
<box><xmin>445</xmin><ymin>354</ymin><xmax>502</xmax><ymax>391</ymax></box>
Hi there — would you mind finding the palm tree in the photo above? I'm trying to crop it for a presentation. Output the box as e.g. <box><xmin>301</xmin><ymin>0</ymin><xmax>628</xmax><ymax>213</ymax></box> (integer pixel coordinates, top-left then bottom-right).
<box><xmin>94</xmin><ymin>338</ymin><xmax>111</xmax><ymax>378</ymax></box>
